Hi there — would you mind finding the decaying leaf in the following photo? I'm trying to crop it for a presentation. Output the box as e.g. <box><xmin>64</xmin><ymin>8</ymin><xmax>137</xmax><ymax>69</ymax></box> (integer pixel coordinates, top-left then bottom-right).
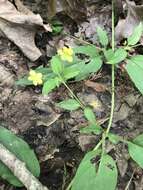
<box><xmin>60</xmin><ymin>0</ymin><xmax>87</xmax><ymax>21</ymax></box>
<box><xmin>47</xmin><ymin>0</ymin><xmax>87</xmax><ymax>21</ymax></box>
<box><xmin>0</xmin><ymin>0</ymin><xmax>52</xmax><ymax>61</ymax></box>
<box><xmin>85</xmin><ymin>80</ymin><xmax>107</xmax><ymax>92</ymax></box>
<box><xmin>115</xmin><ymin>0</ymin><xmax>143</xmax><ymax>41</ymax></box>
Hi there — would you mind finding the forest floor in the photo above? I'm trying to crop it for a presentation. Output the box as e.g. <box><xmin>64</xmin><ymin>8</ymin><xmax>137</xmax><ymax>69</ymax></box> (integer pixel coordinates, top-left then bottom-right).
<box><xmin>1</xmin><ymin>0</ymin><xmax>143</xmax><ymax>190</ymax></box>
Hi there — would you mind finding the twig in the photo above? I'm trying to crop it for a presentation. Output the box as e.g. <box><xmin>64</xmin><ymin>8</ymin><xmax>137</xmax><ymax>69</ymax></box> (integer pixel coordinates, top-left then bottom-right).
<box><xmin>124</xmin><ymin>170</ymin><xmax>135</xmax><ymax>190</ymax></box>
<box><xmin>0</xmin><ymin>143</ymin><xmax>48</xmax><ymax>190</ymax></box>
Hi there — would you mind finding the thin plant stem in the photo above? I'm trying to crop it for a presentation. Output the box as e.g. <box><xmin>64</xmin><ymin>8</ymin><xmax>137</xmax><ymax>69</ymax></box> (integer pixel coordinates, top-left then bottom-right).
<box><xmin>105</xmin><ymin>0</ymin><xmax>115</xmax><ymax>137</ymax></box>
<box><xmin>65</xmin><ymin>32</ymin><xmax>102</xmax><ymax>51</ymax></box>
<box><xmin>92</xmin><ymin>0</ymin><xmax>116</xmax><ymax>153</ymax></box>
<box><xmin>93</xmin><ymin>139</ymin><xmax>103</xmax><ymax>151</ymax></box>
<box><xmin>62</xmin><ymin>80</ymin><xmax>85</xmax><ymax>109</ymax></box>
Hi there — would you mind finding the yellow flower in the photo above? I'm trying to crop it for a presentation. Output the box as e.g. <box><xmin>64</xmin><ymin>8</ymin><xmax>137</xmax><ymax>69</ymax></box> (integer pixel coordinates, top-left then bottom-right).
<box><xmin>28</xmin><ymin>70</ymin><xmax>43</xmax><ymax>86</ymax></box>
<box><xmin>57</xmin><ymin>46</ymin><xmax>73</xmax><ymax>62</ymax></box>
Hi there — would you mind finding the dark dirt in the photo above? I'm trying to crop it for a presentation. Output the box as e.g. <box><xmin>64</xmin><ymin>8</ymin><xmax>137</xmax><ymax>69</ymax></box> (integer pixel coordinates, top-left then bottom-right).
<box><xmin>1</xmin><ymin>0</ymin><xmax>143</xmax><ymax>190</ymax></box>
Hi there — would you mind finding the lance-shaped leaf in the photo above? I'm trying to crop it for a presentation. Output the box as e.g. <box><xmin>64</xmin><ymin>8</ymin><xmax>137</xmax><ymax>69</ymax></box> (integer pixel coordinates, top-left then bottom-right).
<box><xmin>128</xmin><ymin>22</ymin><xmax>143</xmax><ymax>46</ymax></box>
<box><xmin>56</xmin><ymin>99</ymin><xmax>81</xmax><ymax>111</ymax></box>
<box><xmin>71</xmin><ymin>150</ymin><xmax>100</xmax><ymax>190</ymax></box>
<box><xmin>93</xmin><ymin>154</ymin><xmax>118</xmax><ymax>190</ymax></box>
<box><xmin>128</xmin><ymin>134</ymin><xmax>143</xmax><ymax>168</ymax></box>
<box><xmin>125</xmin><ymin>55</ymin><xmax>143</xmax><ymax>94</ymax></box>
<box><xmin>97</xmin><ymin>26</ymin><xmax>109</xmax><ymax>47</ymax></box>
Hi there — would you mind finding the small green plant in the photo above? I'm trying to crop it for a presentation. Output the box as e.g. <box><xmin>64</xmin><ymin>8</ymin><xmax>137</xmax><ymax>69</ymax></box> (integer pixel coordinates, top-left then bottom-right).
<box><xmin>13</xmin><ymin>1</ymin><xmax>143</xmax><ymax>189</ymax></box>
<box><xmin>51</xmin><ymin>20</ymin><xmax>63</xmax><ymax>35</ymax></box>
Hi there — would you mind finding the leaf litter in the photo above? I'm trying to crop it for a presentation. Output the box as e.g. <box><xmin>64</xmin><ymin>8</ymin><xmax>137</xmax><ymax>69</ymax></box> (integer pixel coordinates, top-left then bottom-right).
<box><xmin>0</xmin><ymin>0</ymin><xmax>51</xmax><ymax>61</ymax></box>
<box><xmin>1</xmin><ymin>0</ymin><xmax>143</xmax><ymax>190</ymax></box>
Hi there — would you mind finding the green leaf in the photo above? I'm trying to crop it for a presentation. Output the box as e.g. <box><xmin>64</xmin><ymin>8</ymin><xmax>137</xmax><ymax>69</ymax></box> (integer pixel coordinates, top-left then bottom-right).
<box><xmin>16</xmin><ymin>67</ymin><xmax>53</xmax><ymax>86</ymax></box>
<box><xmin>93</xmin><ymin>154</ymin><xmax>118</xmax><ymax>190</ymax></box>
<box><xmin>128</xmin><ymin>23</ymin><xmax>143</xmax><ymax>46</ymax></box>
<box><xmin>108</xmin><ymin>133</ymin><xmax>121</xmax><ymax>144</ymax></box>
<box><xmin>97</xmin><ymin>26</ymin><xmax>108</xmax><ymax>47</ymax></box>
<box><xmin>63</xmin><ymin>65</ymin><xmax>80</xmax><ymax>80</ymax></box>
<box><xmin>84</xmin><ymin>107</ymin><xmax>96</xmax><ymax>123</ymax></box>
<box><xmin>71</xmin><ymin>150</ymin><xmax>101</xmax><ymax>190</ymax></box>
<box><xmin>0</xmin><ymin>126</ymin><xmax>40</xmax><ymax>187</ymax></box>
<box><xmin>72</xmin><ymin>153</ymin><xmax>117</xmax><ymax>190</ymax></box>
<box><xmin>128</xmin><ymin>134</ymin><xmax>143</xmax><ymax>168</ymax></box>
<box><xmin>51</xmin><ymin>20</ymin><xmax>63</xmax><ymax>35</ymax></box>
<box><xmin>128</xmin><ymin>55</ymin><xmax>143</xmax><ymax>69</ymax></box>
<box><xmin>133</xmin><ymin>134</ymin><xmax>143</xmax><ymax>146</ymax></box>
<box><xmin>125</xmin><ymin>56</ymin><xmax>143</xmax><ymax>94</ymax></box>
<box><xmin>106</xmin><ymin>48</ymin><xmax>127</xmax><ymax>65</ymax></box>
<box><xmin>35</xmin><ymin>66</ymin><xmax>52</xmax><ymax>74</ymax></box>
<box><xmin>16</xmin><ymin>77</ymin><xmax>32</xmax><ymax>86</ymax></box>
<box><xmin>80</xmin><ymin>124</ymin><xmax>102</xmax><ymax>135</ymax></box>
<box><xmin>73</xmin><ymin>45</ymin><xmax>99</xmax><ymax>58</ymax></box>
<box><xmin>56</xmin><ymin>99</ymin><xmax>81</xmax><ymax>111</ymax></box>
<box><xmin>42</xmin><ymin>78</ymin><xmax>57</xmax><ymax>95</ymax></box>
<box><xmin>75</xmin><ymin>57</ymin><xmax>102</xmax><ymax>81</ymax></box>
<box><xmin>104</xmin><ymin>49</ymin><xmax>114</xmax><ymax>61</ymax></box>
<box><xmin>51</xmin><ymin>56</ymin><xmax>64</xmax><ymax>74</ymax></box>
<box><xmin>128</xmin><ymin>141</ymin><xmax>143</xmax><ymax>168</ymax></box>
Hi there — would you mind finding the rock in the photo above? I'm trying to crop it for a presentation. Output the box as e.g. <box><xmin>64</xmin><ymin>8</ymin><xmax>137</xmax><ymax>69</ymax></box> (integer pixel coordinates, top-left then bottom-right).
<box><xmin>0</xmin><ymin>65</ymin><xmax>14</xmax><ymax>86</ymax></box>
<box><xmin>77</xmin><ymin>92</ymin><xmax>104</xmax><ymax>117</ymax></box>
<box><xmin>124</xmin><ymin>93</ymin><xmax>140</xmax><ymax>107</ymax></box>
<box><xmin>35</xmin><ymin>101</ymin><xmax>53</xmax><ymax>114</ymax></box>
<box><xmin>114</xmin><ymin>103</ymin><xmax>131</xmax><ymax>123</ymax></box>
<box><xmin>78</xmin><ymin>134</ymin><xmax>97</xmax><ymax>151</ymax></box>
<box><xmin>116</xmin><ymin>144</ymin><xmax>129</xmax><ymax>177</ymax></box>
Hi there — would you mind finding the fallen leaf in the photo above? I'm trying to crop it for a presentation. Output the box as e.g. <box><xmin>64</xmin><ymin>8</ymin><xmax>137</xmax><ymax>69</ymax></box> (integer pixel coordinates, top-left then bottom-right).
<box><xmin>14</xmin><ymin>0</ymin><xmax>34</xmax><ymax>15</ymax></box>
<box><xmin>115</xmin><ymin>0</ymin><xmax>143</xmax><ymax>41</ymax></box>
<box><xmin>59</xmin><ymin>0</ymin><xmax>87</xmax><ymax>21</ymax></box>
<box><xmin>0</xmin><ymin>0</ymin><xmax>52</xmax><ymax>61</ymax></box>
<box><xmin>85</xmin><ymin>80</ymin><xmax>107</xmax><ymax>92</ymax></box>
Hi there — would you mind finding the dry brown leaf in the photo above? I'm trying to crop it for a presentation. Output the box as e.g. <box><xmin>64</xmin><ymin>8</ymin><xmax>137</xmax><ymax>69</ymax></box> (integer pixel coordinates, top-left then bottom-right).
<box><xmin>14</xmin><ymin>0</ymin><xmax>34</xmax><ymax>15</ymax></box>
<box><xmin>48</xmin><ymin>0</ymin><xmax>87</xmax><ymax>21</ymax></box>
<box><xmin>85</xmin><ymin>80</ymin><xmax>107</xmax><ymax>92</ymax></box>
<box><xmin>115</xmin><ymin>0</ymin><xmax>143</xmax><ymax>41</ymax></box>
<box><xmin>0</xmin><ymin>0</ymin><xmax>52</xmax><ymax>61</ymax></box>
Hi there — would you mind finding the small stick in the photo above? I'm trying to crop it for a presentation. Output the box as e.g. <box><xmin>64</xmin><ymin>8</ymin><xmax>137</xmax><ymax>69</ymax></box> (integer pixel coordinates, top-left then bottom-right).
<box><xmin>0</xmin><ymin>143</ymin><xmax>48</xmax><ymax>190</ymax></box>
<box><xmin>124</xmin><ymin>170</ymin><xmax>135</xmax><ymax>190</ymax></box>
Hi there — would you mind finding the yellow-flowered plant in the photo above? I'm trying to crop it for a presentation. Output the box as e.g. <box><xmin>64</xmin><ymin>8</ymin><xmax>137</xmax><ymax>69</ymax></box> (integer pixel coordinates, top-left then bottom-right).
<box><xmin>13</xmin><ymin>12</ymin><xmax>143</xmax><ymax>190</ymax></box>
<box><xmin>28</xmin><ymin>70</ymin><xmax>43</xmax><ymax>86</ymax></box>
<box><xmin>57</xmin><ymin>46</ymin><xmax>73</xmax><ymax>62</ymax></box>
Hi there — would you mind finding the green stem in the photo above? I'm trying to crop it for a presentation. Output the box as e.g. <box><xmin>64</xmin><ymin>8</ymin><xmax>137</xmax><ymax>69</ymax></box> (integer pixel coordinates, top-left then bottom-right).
<box><xmin>93</xmin><ymin>139</ymin><xmax>103</xmax><ymax>151</ymax></box>
<box><xmin>65</xmin><ymin>32</ymin><xmax>102</xmax><ymax>51</ymax></box>
<box><xmin>62</xmin><ymin>80</ymin><xmax>85</xmax><ymax>109</ymax></box>
<box><xmin>105</xmin><ymin>0</ymin><xmax>115</xmax><ymax>137</ymax></box>
<box><xmin>93</xmin><ymin>0</ymin><xmax>116</xmax><ymax>153</ymax></box>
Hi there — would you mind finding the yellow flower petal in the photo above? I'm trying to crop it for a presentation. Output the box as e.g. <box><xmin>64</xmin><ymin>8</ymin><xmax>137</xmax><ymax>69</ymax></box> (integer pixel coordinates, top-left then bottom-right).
<box><xmin>37</xmin><ymin>73</ymin><xmax>42</xmax><ymax>78</ymax></box>
<box><xmin>33</xmin><ymin>81</ymin><xmax>38</xmax><ymax>86</ymax></box>
<box><xmin>57</xmin><ymin>49</ymin><xmax>63</xmax><ymax>56</ymax></box>
<box><xmin>57</xmin><ymin>46</ymin><xmax>73</xmax><ymax>63</ymax></box>
<box><xmin>28</xmin><ymin>76</ymin><xmax>32</xmax><ymax>81</ymax></box>
<box><xmin>29</xmin><ymin>70</ymin><xmax>36</xmax><ymax>76</ymax></box>
<box><xmin>28</xmin><ymin>70</ymin><xmax>43</xmax><ymax>86</ymax></box>
<box><xmin>67</xmin><ymin>56</ymin><xmax>73</xmax><ymax>62</ymax></box>
<box><xmin>65</xmin><ymin>47</ymin><xmax>73</xmax><ymax>55</ymax></box>
<box><xmin>38</xmin><ymin>79</ymin><xmax>43</xmax><ymax>84</ymax></box>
